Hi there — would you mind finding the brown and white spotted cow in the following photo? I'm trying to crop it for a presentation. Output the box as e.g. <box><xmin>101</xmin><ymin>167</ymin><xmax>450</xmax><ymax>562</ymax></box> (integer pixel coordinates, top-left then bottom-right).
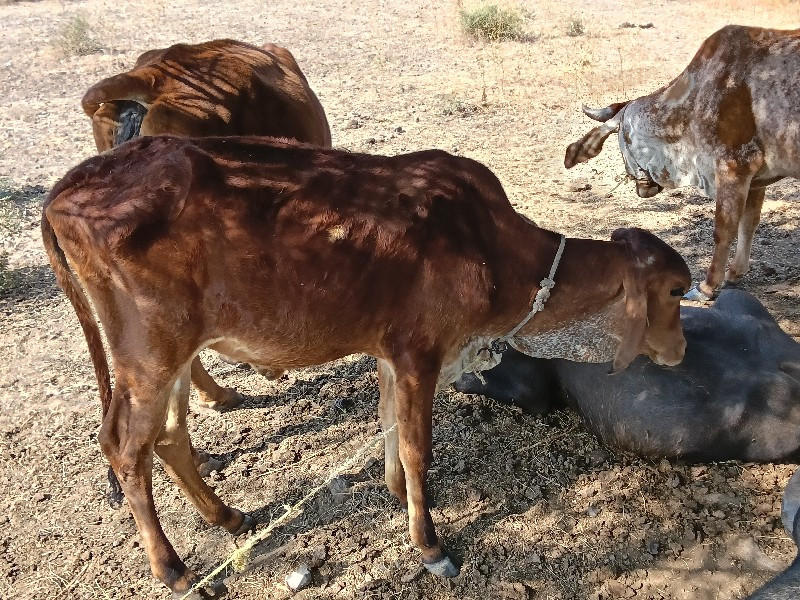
<box><xmin>42</xmin><ymin>135</ymin><xmax>690</xmax><ymax>597</ymax></box>
<box><xmin>83</xmin><ymin>39</ymin><xmax>332</xmax><ymax>419</ymax></box>
<box><xmin>565</xmin><ymin>25</ymin><xmax>800</xmax><ymax>301</ymax></box>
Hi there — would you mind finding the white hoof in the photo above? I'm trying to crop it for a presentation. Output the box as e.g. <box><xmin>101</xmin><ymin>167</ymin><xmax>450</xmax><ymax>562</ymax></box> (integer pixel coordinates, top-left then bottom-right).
<box><xmin>423</xmin><ymin>555</ymin><xmax>459</xmax><ymax>578</ymax></box>
<box><xmin>683</xmin><ymin>285</ymin><xmax>713</xmax><ymax>302</ymax></box>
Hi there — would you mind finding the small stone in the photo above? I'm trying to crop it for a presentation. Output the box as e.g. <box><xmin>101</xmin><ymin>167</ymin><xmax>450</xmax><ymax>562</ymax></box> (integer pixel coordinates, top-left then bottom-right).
<box><xmin>80</xmin><ymin>550</ymin><xmax>92</xmax><ymax>561</ymax></box>
<box><xmin>394</xmin><ymin>126</ymin><xmax>404</xmax><ymax>133</ymax></box>
<box><xmin>454</xmin><ymin>459</ymin><xmax>467</xmax><ymax>474</ymax></box>
<box><xmin>210</xmin><ymin>470</ymin><xmax>225</xmax><ymax>482</ymax></box>
<box><xmin>366</xmin><ymin>137</ymin><xmax>376</xmax><ymax>145</ymax></box>
<box><xmin>568</xmin><ymin>179</ymin><xmax>592</xmax><ymax>192</ymax></box>
<box><xmin>587</xmin><ymin>505</ymin><xmax>601</xmax><ymax>518</ymax></box>
<box><xmin>587</xmin><ymin>449</ymin><xmax>609</xmax><ymax>467</ymax></box>
<box><xmin>364</xmin><ymin>456</ymin><xmax>379</xmax><ymax>470</ymax></box>
<box><xmin>762</xmin><ymin>265</ymin><xmax>777</xmax><ymax>276</ymax></box>
<box><xmin>647</xmin><ymin>541</ymin><xmax>660</xmax><ymax>555</ymax></box>
<box><xmin>32</xmin><ymin>492</ymin><xmax>47</xmax><ymax>502</ymax></box>
<box><xmin>524</xmin><ymin>485</ymin><xmax>542</xmax><ymax>500</ymax></box>
<box><xmin>285</xmin><ymin>564</ymin><xmax>312</xmax><ymax>591</ymax></box>
<box><xmin>345</xmin><ymin>119</ymin><xmax>360</xmax><ymax>129</ymax></box>
<box><xmin>467</xmin><ymin>488</ymin><xmax>484</xmax><ymax>503</ymax></box>
<box><xmin>309</xmin><ymin>545</ymin><xmax>327</xmax><ymax>568</ymax></box>
<box><xmin>755</xmin><ymin>502</ymin><xmax>773</xmax><ymax>515</ymax></box>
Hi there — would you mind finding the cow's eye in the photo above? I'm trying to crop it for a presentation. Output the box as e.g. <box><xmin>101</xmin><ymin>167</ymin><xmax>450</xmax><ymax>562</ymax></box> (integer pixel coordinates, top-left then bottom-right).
<box><xmin>670</xmin><ymin>287</ymin><xmax>685</xmax><ymax>297</ymax></box>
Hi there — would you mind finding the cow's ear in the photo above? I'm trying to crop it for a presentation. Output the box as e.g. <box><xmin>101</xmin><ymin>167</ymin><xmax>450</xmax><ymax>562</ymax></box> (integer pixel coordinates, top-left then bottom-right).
<box><xmin>564</xmin><ymin>110</ymin><xmax>624</xmax><ymax>168</ymax></box>
<box><xmin>610</xmin><ymin>228</ymin><xmax>648</xmax><ymax>373</ymax></box>
<box><xmin>611</xmin><ymin>278</ymin><xmax>647</xmax><ymax>373</ymax></box>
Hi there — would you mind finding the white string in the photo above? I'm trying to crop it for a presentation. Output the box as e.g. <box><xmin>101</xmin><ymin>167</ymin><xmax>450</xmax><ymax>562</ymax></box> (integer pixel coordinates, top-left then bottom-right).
<box><xmin>179</xmin><ymin>423</ymin><xmax>397</xmax><ymax>599</ymax></box>
<box><xmin>506</xmin><ymin>235</ymin><xmax>566</xmax><ymax>339</ymax></box>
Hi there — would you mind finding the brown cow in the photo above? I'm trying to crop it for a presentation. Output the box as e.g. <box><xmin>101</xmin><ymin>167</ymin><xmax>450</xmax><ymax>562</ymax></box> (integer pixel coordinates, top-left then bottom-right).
<box><xmin>564</xmin><ymin>25</ymin><xmax>800</xmax><ymax>301</ymax></box>
<box><xmin>83</xmin><ymin>39</ymin><xmax>333</xmax><ymax>419</ymax></box>
<box><xmin>41</xmin><ymin>135</ymin><xmax>690</xmax><ymax>597</ymax></box>
<box><xmin>82</xmin><ymin>39</ymin><xmax>331</xmax><ymax>151</ymax></box>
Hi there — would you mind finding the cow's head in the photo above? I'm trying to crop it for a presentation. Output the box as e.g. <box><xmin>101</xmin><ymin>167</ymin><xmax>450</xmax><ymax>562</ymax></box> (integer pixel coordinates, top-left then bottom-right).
<box><xmin>610</xmin><ymin>227</ymin><xmax>690</xmax><ymax>373</ymax></box>
<box><xmin>564</xmin><ymin>102</ymin><xmax>664</xmax><ymax>199</ymax></box>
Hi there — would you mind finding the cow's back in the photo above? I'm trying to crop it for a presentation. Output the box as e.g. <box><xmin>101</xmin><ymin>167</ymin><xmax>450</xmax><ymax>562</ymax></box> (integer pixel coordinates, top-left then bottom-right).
<box><xmin>684</xmin><ymin>26</ymin><xmax>800</xmax><ymax>179</ymax></box>
<box><xmin>46</xmin><ymin>136</ymin><xmax>521</xmax><ymax>366</ymax></box>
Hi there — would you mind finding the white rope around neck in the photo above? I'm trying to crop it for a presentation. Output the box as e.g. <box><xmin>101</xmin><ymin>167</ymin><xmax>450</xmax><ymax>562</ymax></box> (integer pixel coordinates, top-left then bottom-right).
<box><xmin>456</xmin><ymin>235</ymin><xmax>566</xmax><ymax>385</ymax></box>
<box><xmin>505</xmin><ymin>234</ymin><xmax>566</xmax><ymax>339</ymax></box>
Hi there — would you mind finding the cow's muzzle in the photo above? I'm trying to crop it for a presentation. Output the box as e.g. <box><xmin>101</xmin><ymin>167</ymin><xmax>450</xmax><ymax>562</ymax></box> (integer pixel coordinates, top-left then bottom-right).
<box><xmin>635</xmin><ymin>178</ymin><xmax>663</xmax><ymax>198</ymax></box>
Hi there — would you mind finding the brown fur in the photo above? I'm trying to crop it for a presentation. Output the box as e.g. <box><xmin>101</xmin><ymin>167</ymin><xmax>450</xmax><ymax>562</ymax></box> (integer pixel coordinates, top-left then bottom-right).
<box><xmin>84</xmin><ymin>39</ymin><xmax>333</xmax><ymax>416</ymax></box>
<box><xmin>41</xmin><ymin>136</ymin><xmax>690</xmax><ymax>595</ymax></box>
<box><xmin>82</xmin><ymin>39</ymin><xmax>331</xmax><ymax>151</ymax></box>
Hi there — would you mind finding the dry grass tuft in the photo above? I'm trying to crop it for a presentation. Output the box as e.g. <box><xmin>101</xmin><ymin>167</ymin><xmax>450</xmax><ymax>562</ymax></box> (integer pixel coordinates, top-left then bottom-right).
<box><xmin>566</xmin><ymin>17</ymin><xmax>585</xmax><ymax>37</ymax></box>
<box><xmin>460</xmin><ymin>4</ymin><xmax>525</xmax><ymax>42</ymax></box>
<box><xmin>55</xmin><ymin>12</ymin><xmax>104</xmax><ymax>57</ymax></box>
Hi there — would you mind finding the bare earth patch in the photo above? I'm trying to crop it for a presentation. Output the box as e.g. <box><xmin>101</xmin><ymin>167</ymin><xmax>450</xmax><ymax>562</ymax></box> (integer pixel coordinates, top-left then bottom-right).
<box><xmin>1</xmin><ymin>1</ymin><xmax>799</xmax><ymax>599</ymax></box>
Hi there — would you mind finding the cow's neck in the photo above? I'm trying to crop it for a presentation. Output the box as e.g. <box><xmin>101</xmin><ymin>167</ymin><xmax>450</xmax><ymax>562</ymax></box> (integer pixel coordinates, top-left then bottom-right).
<box><xmin>493</xmin><ymin>223</ymin><xmax>627</xmax><ymax>342</ymax></box>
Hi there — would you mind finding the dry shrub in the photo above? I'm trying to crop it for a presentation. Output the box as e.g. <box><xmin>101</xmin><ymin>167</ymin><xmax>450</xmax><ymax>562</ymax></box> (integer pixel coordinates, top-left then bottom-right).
<box><xmin>566</xmin><ymin>17</ymin><xmax>585</xmax><ymax>37</ymax></box>
<box><xmin>460</xmin><ymin>4</ymin><xmax>524</xmax><ymax>42</ymax></box>
<box><xmin>55</xmin><ymin>12</ymin><xmax>104</xmax><ymax>56</ymax></box>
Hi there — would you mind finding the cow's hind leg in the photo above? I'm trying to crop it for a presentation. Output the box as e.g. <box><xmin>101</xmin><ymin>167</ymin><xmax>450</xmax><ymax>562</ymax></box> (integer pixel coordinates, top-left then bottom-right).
<box><xmin>98</xmin><ymin>370</ymin><xmax>199</xmax><ymax>596</ymax></box>
<box><xmin>392</xmin><ymin>357</ymin><xmax>459</xmax><ymax>578</ymax></box>
<box><xmin>378</xmin><ymin>359</ymin><xmax>406</xmax><ymax>504</ymax></box>
<box><xmin>727</xmin><ymin>187</ymin><xmax>766</xmax><ymax>284</ymax></box>
<box><xmin>190</xmin><ymin>356</ymin><xmax>245</xmax><ymax>413</ymax></box>
<box><xmin>155</xmin><ymin>367</ymin><xmax>253</xmax><ymax>535</ymax></box>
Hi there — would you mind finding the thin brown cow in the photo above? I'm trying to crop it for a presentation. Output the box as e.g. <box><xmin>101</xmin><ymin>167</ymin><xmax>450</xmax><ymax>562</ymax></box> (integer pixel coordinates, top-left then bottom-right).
<box><xmin>42</xmin><ymin>136</ymin><xmax>690</xmax><ymax>597</ymax></box>
<box><xmin>83</xmin><ymin>39</ymin><xmax>333</xmax><ymax>423</ymax></box>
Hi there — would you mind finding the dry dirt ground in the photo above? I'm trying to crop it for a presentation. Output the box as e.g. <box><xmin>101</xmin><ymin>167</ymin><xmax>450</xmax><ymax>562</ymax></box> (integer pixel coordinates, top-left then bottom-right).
<box><xmin>1</xmin><ymin>0</ymin><xmax>800</xmax><ymax>599</ymax></box>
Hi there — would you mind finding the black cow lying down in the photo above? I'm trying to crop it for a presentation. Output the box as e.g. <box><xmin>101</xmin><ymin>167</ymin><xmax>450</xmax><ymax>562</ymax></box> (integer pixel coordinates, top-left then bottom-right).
<box><xmin>746</xmin><ymin>468</ymin><xmax>800</xmax><ymax>599</ymax></box>
<box><xmin>455</xmin><ymin>289</ymin><xmax>800</xmax><ymax>462</ymax></box>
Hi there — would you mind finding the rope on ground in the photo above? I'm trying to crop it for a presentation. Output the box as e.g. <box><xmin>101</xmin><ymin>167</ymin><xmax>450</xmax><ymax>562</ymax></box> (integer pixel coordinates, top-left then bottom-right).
<box><xmin>179</xmin><ymin>422</ymin><xmax>397</xmax><ymax>599</ymax></box>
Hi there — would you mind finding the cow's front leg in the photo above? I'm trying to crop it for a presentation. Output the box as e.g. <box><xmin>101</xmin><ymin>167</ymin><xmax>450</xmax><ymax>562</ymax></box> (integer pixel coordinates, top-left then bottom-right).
<box><xmin>727</xmin><ymin>187</ymin><xmax>766</xmax><ymax>284</ymax></box>
<box><xmin>393</xmin><ymin>358</ymin><xmax>459</xmax><ymax>578</ymax></box>
<box><xmin>692</xmin><ymin>163</ymin><xmax>758</xmax><ymax>300</ymax></box>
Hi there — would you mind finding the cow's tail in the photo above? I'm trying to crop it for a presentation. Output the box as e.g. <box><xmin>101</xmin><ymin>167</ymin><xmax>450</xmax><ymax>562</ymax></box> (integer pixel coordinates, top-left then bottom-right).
<box><xmin>40</xmin><ymin>199</ymin><xmax>124</xmax><ymax>507</ymax></box>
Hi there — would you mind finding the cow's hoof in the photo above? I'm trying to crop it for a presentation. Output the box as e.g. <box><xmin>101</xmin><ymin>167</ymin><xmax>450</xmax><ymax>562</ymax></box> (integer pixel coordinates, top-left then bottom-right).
<box><xmin>232</xmin><ymin>513</ymin><xmax>256</xmax><ymax>536</ymax></box>
<box><xmin>423</xmin><ymin>554</ymin><xmax>460</xmax><ymax>578</ymax></box>
<box><xmin>683</xmin><ymin>285</ymin><xmax>713</xmax><ymax>302</ymax></box>
<box><xmin>196</xmin><ymin>456</ymin><xmax>226</xmax><ymax>478</ymax></box>
<box><xmin>196</xmin><ymin>389</ymin><xmax>245</xmax><ymax>414</ymax></box>
<box><xmin>172</xmin><ymin>579</ymin><xmax>227</xmax><ymax>600</ymax></box>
